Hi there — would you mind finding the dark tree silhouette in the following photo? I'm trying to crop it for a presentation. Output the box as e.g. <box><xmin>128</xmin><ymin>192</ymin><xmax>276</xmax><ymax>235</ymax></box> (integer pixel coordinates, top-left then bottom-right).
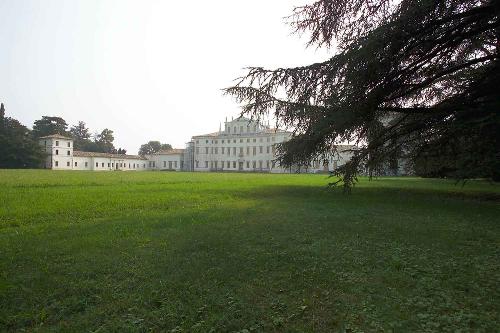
<box><xmin>225</xmin><ymin>0</ymin><xmax>500</xmax><ymax>189</ymax></box>
<box><xmin>0</xmin><ymin>103</ymin><xmax>44</xmax><ymax>168</ymax></box>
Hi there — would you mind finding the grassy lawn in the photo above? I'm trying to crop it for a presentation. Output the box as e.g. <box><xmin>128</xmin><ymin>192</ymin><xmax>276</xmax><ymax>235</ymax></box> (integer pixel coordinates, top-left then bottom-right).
<box><xmin>0</xmin><ymin>170</ymin><xmax>499</xmax><ymax>332</ymax></box>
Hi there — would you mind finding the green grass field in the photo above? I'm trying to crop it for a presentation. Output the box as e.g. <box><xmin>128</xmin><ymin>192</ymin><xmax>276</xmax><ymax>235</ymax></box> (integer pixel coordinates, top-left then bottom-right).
<box><xmin>0</xmin><ymin>170</ymin><xmax>499</xmax><ymax>332</ymax></box>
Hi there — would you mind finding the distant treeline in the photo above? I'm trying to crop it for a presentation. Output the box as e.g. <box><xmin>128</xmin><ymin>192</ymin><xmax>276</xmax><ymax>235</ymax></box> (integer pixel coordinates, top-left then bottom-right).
<box><xmin>0</xmin><ymin>103</ymin><xmax>174</xmax><ymax>169</ymax></box>
<box><xmin>0</xmin><ymin>103</ymin><xmax>126</xmax><ymax>168</ymax></box>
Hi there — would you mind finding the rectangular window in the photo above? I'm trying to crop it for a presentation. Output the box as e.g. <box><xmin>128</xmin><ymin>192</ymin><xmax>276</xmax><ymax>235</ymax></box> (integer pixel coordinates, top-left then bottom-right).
<box><xmin>247</xmin><ymin>147</ymin><xmax>250</xmax><ymax>155</ymax></box>
<box><xmin>196</xmin><ymin>147</ymin><xmax>199</xmax><ymax>154</ymax></box>
<box><xmin>102</xmin><ymin>163</ymin><xmax>105</xmax><ymax>167</ymax></box>
<box><xmin>75</xmin><ymin>162</ymin><xmax>78</xmax><ymax>167</ymax></box>
<box><xmin>259</xmin><ymin>161</ymin><xmax>262</xmax><ymax>169</ymax></box>
<box><xmin>232</xmin><ymin>147</ymin><xmax>236</xmax><ymax>155</ymax></box>
<box><xmin>253</xmin><ymin>147</ymin><xmax>256</xmax><ymax>156</ymax></box>
<box><xmin>85</xmin><ymin>162</ymin><xmax>88</xmax><ymax>167</ymax></box>
<box><xmin>259</xmin><ymin>146</ymin><xmax>263</xmax><ymax>153</ymax></box>
<box><xmin>96</xmin><ymin>162</ymin><xmax>99</xmax><ymax>167</ymax></box>
<box><xmin>55</xmin><ymin>149</ymin><xmax>59</xmax><ymax>155</ymax></box>
<box><xmin>227</xmin><ymin>161</ymin><xmax>230</xmax><ymax>168</ymax></box>
<box><xmin>222</xmin><ymin>147</ymin><xmax>225</xmax><ymax>154</ymax></box>
<box><xmin>240</xmin><ymin>126</ymin><xmax>243</xmax><ymax>132</ymax></box>
<box><xmin>169</xmin><ymin>161</ymin><xmax>172</xmax><ymax>169</ymax></box>
<box><xmin>246</xmin><ymin>161</ymin><xmax>250</xmax><ymax>168</ymax></box>
<box><xmin>228</xmin><ymin>148</ymin><xmax>231</xmax><ymax>156</ymax></box>
<box><xmin>205</xmin><ymin>147</ymin><xmax>209</xmax><ymax>154</ymax></box>
<box><xmin>196</xmin><ymin>161</ymin><xmax>199</xmax><ymax>168</ymax></box>
<box><xmin>67</xmin><ymin>142</ymin><xmax>71</xmax><ymax>147</ymax></box>
<box><xmin>266</xmin><ymin>146</ymin><xmax>270</xmax><ymax>153</ymax></box>
<box><xmin>266</xmin><ymin>160</ymin><xmax>270</xmax><ymax>168</ymax></box>
<box><xmin>67</xmin><ymin>151</ymin><xmax>70</xmax><ymax>156</ymax></box>
<box><xmin>55</xmin><ymin>141</ymin><xmax>59</xmax><ymax>146</ymax></box>
<box><xmin>253</xmin><ymin>161</ymin><xmax>256</xmax><ymax>168</ymax></box>
<box><xmin>164</xmin><ymin>161</ymin><xmax>166</xmax><ymax>167</ymax></box>
<box><xmin>267</xmin><ymin>137</ymin><xmax>270</xmax><ymax>142</ymax></box>
<box><xmin>205</xmin><ymin>161</ymin><xmax>208</xmax><ymax>168</ymax></box>
<box><xmin>215</xmin><ymin>147</ymin><xmax>218</xmax><ymax>154</ymax></box>
<box><xmin>239</xmin><ymin>147</ymin><xmax>243</xmax><ymax>155</ymax></box>
<box><xmin>55</xmin><ymin>161</ymin><xmax>58</xmax><ymax>167</ymax></box>
<box><xmin>108</xmin><ymin>163</ymin><xmax>110</xmax><ymax>167</ymax></box>
<box><xmin>233</xmin><ymin>161</ymin><xmax>236</xmax><ymax>168</ymax></box>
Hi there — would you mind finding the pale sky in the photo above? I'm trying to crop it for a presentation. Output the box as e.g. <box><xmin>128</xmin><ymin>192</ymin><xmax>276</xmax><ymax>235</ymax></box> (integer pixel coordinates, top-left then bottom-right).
<box><xmin>0</xmin><ymin>0</ymin><xmax>329</xmax><ymax>153</ymax></box>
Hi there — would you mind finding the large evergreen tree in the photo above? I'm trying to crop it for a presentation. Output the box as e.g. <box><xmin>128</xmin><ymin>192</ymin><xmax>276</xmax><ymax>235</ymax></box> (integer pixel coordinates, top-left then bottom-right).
<box><xmin>0</xmin><ymin>103</ymin><xmax>44</xmax><ymax>168</ymax></box>
<box><xmin>225</xmin><ymin>0</ymin><xmax>500</xmax><ymax>189</ymax></box>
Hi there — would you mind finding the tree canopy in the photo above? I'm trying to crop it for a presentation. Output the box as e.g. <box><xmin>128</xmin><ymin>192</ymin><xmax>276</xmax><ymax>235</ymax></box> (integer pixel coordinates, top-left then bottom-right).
<box><xmin>32</xmin><ymin>116</ymin><xmax>69</xmax><ymax>139</ymax></box>
<box><xmin>138</xmin><ymin>141</ymin><xmax>172</xmax><ymax>156</ymax></box>
<box><xmin>69</xmin><ymin>121</ymin><xmax>91</xmax><ymax>150</ymax></box>
<box><xmin>0</xmin><ymin>103</ymin><xmax>44</xmax><ymax>168</ymax></box>
<box><xmin>225</xmin><ymin>0</ymin><xmax>500</xmax><ymax>189</ymax></box>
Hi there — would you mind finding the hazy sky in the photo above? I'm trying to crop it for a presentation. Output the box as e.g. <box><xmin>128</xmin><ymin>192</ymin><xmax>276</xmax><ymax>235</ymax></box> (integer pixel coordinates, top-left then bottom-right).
<box><xmin>0</xmin><ymin>0</ymin><xmax>329</xmax><ymax>153</ymax></box>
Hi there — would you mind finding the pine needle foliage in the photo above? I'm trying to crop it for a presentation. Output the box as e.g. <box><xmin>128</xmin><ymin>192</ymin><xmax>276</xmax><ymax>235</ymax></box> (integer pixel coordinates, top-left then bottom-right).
<box><xmin>224</xmin><ymin>0</ymin><xmax>500</xmax><ymax>190</ymax></box>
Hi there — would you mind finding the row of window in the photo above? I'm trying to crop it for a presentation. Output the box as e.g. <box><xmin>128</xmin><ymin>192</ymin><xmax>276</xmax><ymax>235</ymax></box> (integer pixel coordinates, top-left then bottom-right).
<box><xmin>54</xmin><ymin>149</ymin><xmax>71</xmax><ymax>156</ymax></box>
<box><xmin>44</xmin><ymin>140</ymin><xmax>71</xmax><ymax>148</ymax></box>
<box><xmin>147</xmin><ymin>161</ymin><xmax>182</xmax><ymax>169</ymax></box>
<box><xmin>196</xmin><ymin>145</ymin><xmax>276</xmax><ymax>156</ymax></box>
<box><xmin>195</xmin><ymin>160</ymin><xmax>276</xmax><ymax>169</ymax></box>
<box><xmin>225</xmin><ymin>124</ymin><xmax>261</xmax><ymax>134</ymax></box>
<box><xmin>196</xmin><ymin>136</ymin><xmax>276</xmax><ymax>145</ymax></box>
<box><xmin>53</xmin><ymin>161</ymin><xmax>146</xmax><ymax>169</ymax></box>
<box><xmin>163</xmin><ymin>161</ymin><xmax>178</xmax><ymax>169</ymax></box>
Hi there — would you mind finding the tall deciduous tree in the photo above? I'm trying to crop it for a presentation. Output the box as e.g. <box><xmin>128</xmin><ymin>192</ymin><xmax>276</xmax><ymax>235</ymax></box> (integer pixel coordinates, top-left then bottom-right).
<box><xmin>32</xmin><ymin>116</ymin><xmax>68</xmax><ymax>139</ymax></box>
<box><xmin>69</xmin><ymin>121</ymin><xmax>91</xmax><ymax>150</ymax></box>
<box><xmin>95</xmin><ymin>128</ymin><xmax>115</xmax><ymax>153</ymax></box>
<box><xmin>225</xmin><ymin>0</ymin><xmax>500</xmax><ymax>189</ymax></box>
<box><xmin>0</xmin><ymin>103</ymin><xmax>43</xmax><ymax>168</ymax></box>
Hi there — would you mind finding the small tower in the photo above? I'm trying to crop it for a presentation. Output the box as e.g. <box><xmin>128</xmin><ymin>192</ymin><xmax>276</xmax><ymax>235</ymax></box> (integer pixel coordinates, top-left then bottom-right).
<box><xmin>38</xmin><ymin>134</ymin><xmax>74</xmax><ymax>169</ymax></box>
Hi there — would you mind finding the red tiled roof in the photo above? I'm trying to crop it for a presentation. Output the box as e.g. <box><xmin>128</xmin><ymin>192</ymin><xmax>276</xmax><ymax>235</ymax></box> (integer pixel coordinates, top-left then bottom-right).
<box><xmin>73</xmin><ymin>151</ymin><xmax>147</xmax><ymax>160</ymax></box>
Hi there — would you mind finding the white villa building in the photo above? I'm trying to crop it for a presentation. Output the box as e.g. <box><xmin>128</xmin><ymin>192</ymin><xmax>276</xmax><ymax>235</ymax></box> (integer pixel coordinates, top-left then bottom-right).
<box><xmin>39</xmin><ymin>116</ymin><xmax>354</xmax><ymax>173</ymax></box>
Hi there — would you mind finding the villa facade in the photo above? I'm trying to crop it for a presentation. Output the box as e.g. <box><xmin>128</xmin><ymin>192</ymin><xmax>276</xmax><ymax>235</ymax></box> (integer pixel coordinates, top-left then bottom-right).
<box><xmin>39</xmin><ymin>116</ymin><xmax>354</xmax><ymax>173</ymax></box>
